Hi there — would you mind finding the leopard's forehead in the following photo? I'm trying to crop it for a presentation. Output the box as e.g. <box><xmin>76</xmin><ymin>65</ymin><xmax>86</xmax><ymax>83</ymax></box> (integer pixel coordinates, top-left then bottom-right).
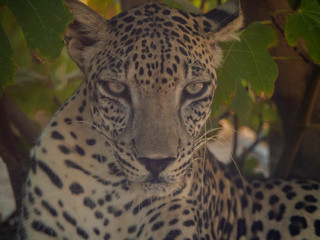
<box><xmin>92</xmin><ymin>2</ymin><xmax>217</xmax><ymax>92</ymax></box>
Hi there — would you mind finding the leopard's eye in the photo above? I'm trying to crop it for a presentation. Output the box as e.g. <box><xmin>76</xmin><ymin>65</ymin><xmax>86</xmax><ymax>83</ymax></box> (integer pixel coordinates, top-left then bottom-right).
<box><xmin>98</xmin><ymin>80</ymin><xmax>127</xmax><ymax>97</ymax></box>
<box><xmin>98</xmin><ymin>80</ymin><xmax>130</xmax><ymax>100</ymax></box>
<box><xmin>107</xmin><ymin>82</ymin><xmax>126</xmax><ymax>94</ymax></box>
<box><xmin>185</xmin><ymin>82</ymin><xmax>206</xmax><ymax>97</ymax></box>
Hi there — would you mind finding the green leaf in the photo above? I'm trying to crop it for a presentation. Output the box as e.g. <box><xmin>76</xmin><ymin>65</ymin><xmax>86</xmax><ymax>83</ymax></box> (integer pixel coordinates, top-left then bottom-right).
<box><xmin>0</xmin><ymin>22</ymin><xmax>16</xmax><ymax>94</ymax></box>
<box><xmin>285</xmin><ymin>0</ymin><xmax>320</xmax><ymax>64</ymax></box>
<box><xmin>212</xmin><ymin>22</ymin><xmax>278</xmax><ymax>112</ymax></box>
<box><xmin>229</xmin><ymin>80</ymin><xmax>253</xmax><ymax>122</ymax></box>
<box><xmin>4</xmin><ymin>0</ymin><xmax>73</xmax><ymax>59</ymax></box>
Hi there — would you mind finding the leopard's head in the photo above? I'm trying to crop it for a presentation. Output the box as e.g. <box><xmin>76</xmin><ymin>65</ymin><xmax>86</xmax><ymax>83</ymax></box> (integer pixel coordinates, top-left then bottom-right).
<box><xmin>65</xmin><ymin>0</ymin><xmax>242</xmax><ymax>194</ymax></box>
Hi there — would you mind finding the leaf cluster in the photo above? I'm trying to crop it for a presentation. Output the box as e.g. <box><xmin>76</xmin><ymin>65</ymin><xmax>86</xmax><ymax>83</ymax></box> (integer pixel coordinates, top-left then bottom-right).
<box><xmin>0</xmin><ymin>0</ymin><xmax>73</xmax><ymax>95</ymax></box>
<box><xmin>212</xmin><ymin>0</ymin><xmax>320</xmax><ymax>128</ymax></box>
<box><xmin>0</xmin><ymin>0</ymin><xmax>319</xmax><ymax>129</ymax></box>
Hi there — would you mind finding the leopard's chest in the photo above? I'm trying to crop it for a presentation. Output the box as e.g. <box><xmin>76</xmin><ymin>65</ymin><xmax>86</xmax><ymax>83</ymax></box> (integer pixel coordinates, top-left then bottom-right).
<box><xmin>25</xmin><ymin>129</ymin><xmax>202</xmax><ymax>240</ymax></box>
<box><xmin>26</xmin><ymin>165</ymin><xmax>200</xmax><ymax>240</ymax></box>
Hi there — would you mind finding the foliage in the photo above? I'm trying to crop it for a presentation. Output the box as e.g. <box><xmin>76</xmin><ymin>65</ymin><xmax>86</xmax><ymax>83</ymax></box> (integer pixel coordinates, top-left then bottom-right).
<box><xmin>0</xmin><ymin>0</ymin><xmax>72</xmax><ymax>96</ymax></box>
<box><xmin>213</xmin><ymin>22</ymin><xmax>278</xmax><ymax>121</ymax></box>
<box><xmin>0</xmin><ymin>22</ymin><xmax>16</xmax><ymax>94</ymax></box>
<box><xmin>3</xmin><ymin>0</ymin><xmax>72</xmax><ymax>59</ymax></box>
<box><xmin>285</xmin><ymin>0</ymin><xmax>320</xmax><ymax>64</ymax></box>
<box><xmin>0</xmin><ymin>3</ymin><xmax>80</xmax><ymax>119</ymax></box>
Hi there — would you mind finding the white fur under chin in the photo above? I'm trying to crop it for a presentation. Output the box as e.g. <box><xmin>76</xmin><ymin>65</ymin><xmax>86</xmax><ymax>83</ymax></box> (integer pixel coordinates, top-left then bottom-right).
<box><xmin>129</xmin><ymin>180</ymin><xmax>186</xmax><ymax>198</ymax></box>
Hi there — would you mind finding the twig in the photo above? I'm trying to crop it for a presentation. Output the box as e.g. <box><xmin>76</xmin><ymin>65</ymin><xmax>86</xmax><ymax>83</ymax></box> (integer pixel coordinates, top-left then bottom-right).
<box><xmin>270</xmin><ymin>15</ymin><xmax>285</xmax><ymax>37</ymax></box>
<box><xmin>271</xmin><ymin>15</ymin><xmax>315</xmax><ymax>65</ymax></box>
<box><xmin>200</xmin><ymin>0</ymin><xmax>206</xmax><ymax>11</ymax></box>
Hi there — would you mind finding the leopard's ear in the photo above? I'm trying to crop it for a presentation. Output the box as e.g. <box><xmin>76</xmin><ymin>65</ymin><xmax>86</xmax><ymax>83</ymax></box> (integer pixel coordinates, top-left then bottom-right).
<box><xmin>64</xmin><ymin>0</ymin><xmax>107</xmax><ymax>70</ymax></box>
<box><xmin>199</xmin><ymin>0</ymin><xmax>243</xmax><ymax>42</ymax></box>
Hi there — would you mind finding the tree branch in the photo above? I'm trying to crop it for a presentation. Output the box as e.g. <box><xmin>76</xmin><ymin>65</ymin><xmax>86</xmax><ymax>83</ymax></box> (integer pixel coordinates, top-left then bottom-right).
<box><xmin>0</xmin><ymin>94</ymin><xmax>39</xmax><ymax>208</ymax></box>
<box><xmin>273</xmin><ymin>67</ymin><xmax>320</xmax><ymax>177</ymax></box>
<box><xmin>200</xmin><ymin>0</ymin><xmax>206</xmax><ymax>11</ymax></box>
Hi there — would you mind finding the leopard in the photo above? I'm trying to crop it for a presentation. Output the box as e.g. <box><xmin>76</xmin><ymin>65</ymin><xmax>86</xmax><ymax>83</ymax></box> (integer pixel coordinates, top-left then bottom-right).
<box><xmin>17</xmin><ymin>0</ymin><xmax>320</xmax><ymax>239</ymax></box>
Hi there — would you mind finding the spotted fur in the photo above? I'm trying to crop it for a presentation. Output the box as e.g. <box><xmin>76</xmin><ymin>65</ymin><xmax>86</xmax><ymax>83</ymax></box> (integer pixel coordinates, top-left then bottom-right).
<box><xmin>18</xmin><ymin>0</ymin><xmax>320</xmax><ymax>239</ymax></box>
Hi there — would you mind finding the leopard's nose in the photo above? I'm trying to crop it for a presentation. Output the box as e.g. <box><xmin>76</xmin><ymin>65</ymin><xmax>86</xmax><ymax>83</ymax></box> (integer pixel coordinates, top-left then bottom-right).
<box><xmin>138</xmin><ymin>157</ymin><xmax>176</xmax><ymax>176</ymax></box>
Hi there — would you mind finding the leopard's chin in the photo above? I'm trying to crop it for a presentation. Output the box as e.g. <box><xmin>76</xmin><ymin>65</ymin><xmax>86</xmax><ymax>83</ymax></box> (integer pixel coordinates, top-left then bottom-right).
<box><xmin>129</xmin><ymin>179</ymin><xmax>184</xmax><ymax>197</ymax></box>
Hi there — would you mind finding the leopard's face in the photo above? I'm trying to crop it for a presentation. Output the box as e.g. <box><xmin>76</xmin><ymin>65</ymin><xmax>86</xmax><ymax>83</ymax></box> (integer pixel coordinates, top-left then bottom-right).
<box><xmin>65</xmin><ymin>0</ymin><xmax>242</xmax><ymax>193</ymax></box>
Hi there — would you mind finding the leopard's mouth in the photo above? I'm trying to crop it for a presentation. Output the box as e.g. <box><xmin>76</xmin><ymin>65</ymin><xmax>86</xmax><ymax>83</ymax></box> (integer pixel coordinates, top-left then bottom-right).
<box><xmin>127</xmin><ymin>172</ymin><xmax>178</xmax><ymax>185</ymax></box>
<box><xmin>146</xmin><ymin>175</ymin><xmax>167</xmax><ymax>184</ymax></box>
<box><xmin>126</xmin><ymin>173</ymin><xmax>186</xmax><ymax>197</ymax></box>
<box><xmin>141</xmin><ymin>181</ymin><xmax>179</xmax><ymax>196</ymax></box>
